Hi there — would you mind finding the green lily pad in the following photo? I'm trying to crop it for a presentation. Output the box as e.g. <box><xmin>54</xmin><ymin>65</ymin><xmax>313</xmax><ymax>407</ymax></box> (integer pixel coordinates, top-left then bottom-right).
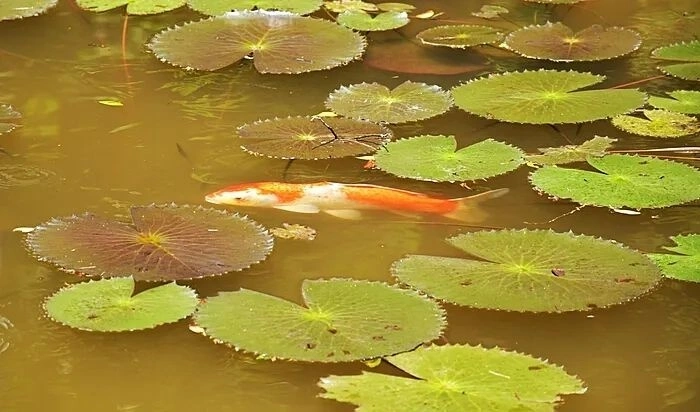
<box><xmin>530</xmin><ymin>154</ymin><xmax>700</xmax><ymax>209</ymax></box>
<box><xmin>148</xmin><ymin>11</ymin><xmax>366</xmax><ymax>73</ymax></box>
<box><xmin>76</xmin><ymin>0</ymin><xmax>185</xmax><ymax>14</ymax></box>
<box><xmin>373</xmin><ymin>135</ymin><xmax>524</xmax><ymax>182</ymax></box>
<box><xmin>611</xmin><ymin>110</ymin><xmax>700</xmax><ymax>138</ymax></box>
<box><xmin>325</xmin><ymin>81</ymin><xmax>452</xmax><ymax>124</ymax></box>
<box><xmin>323</xmin><ymin>0</ymin><xmax>377</xmax><ymax>13</ymax></box>
<box><xmin>471</xmin><ymin>5</ymin><xmax>508</xmax><ymax>19</ymax></box>
<box><xmin>651</xmin><ymin>40</ymin><xmax>700</xmax><ymax>81</ymax></box>
<box><xmin>193</xmin><ymin>278</ymin><xmax>445</xmax><ymax>362</ymax></box>
<box><xmin>26</xmin><ymin>204</ymin><xmax>273</xmax><ymax>281</ymax></box>
<box><xmin>526</xmin><ymin>136</ymin><xmax>616</xmax><ymax>165</ymax></box>
<box><xmin>648</xmin><ymin>90</ymin><xmax>700</xmax><ymax>114</ymax></box>
<box><xmin>377</xmin><ymin>2</ymin><xmax>414</xmax><ymax>12</ymax></box>
<box><xmin>337</xmin><ymin>10</ymin><xmax>409</xmax><ymax>31</ymax></box>
<box><xmin>0</xmin><ymin>104</ymin><xmax>21</xmax><ymax>135</ymax></box>
<box><xmin>320</xmin><ymin>344</ymin><xmax>586</xmax><ymax>411</ymax></box>
<box><xmin>647</xmin><ymin>234</ymin><xmax>700</xmax><ymax>282</ymax></box>
<box><xmin>44</xmin><ymin>277</ymin><xmax>198</xmax><ymax>332</ymax></box>
<box><xmin>392</xmin><ymin>229</ymin><xmax>661</xmax><ymax>312</ymax></box>
<box><xmin>416</xmin><ymin>25</ymin><xmax>504</xmax><ymax>48</ymax></box>
<box><xmin>187</xmin><ymin>0</ymin><xmax>322</xmax><ymax>15</ymax></box>
<box><xmin>0</xmin><ymin>0</ymin><xmax>57</xmax><ymax>21</ymax></box>
<box><xmin>451</xmin><ymin>70</ymin><xmax>646</xmax><ymax>124</ymax></box>
<box><xmin>504</xmin><ymin>22</ymin><xmax>641</xmax><ymax>62</ymax></box>
<box><xmin>238</xmin><ymin>116</ymin><xmax>392</xmax><ymax>160</ymax></box>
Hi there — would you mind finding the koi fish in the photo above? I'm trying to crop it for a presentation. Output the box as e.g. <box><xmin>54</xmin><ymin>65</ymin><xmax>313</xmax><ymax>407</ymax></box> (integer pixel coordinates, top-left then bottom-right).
<box><xmin>205</xmin><ymin>181</ymin><xmax>508</xmax><ymax>221</ymax></box>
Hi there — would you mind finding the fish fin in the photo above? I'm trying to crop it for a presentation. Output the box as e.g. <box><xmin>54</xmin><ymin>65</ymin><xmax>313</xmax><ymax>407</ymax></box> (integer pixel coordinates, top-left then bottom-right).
<box><xmin>323</xmin><ymin>209</ymin><xmax>363</xmax><ymax>220</ymax></box>
<box><xmin>445</xmin><ymin>188</ymin><xmax>509</xmax><ymax>222</ymax></box>
<box><xmin>273</xmin><ymin>204</ymin><xmax>320</xmax><ymax>214</ymax></box>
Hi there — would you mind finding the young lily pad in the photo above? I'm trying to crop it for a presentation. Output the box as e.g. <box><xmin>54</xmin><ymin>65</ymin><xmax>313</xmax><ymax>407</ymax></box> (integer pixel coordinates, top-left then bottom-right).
<box><xmin>471</xmin><ymin>5</ymin><xmax>508</xmax><ymax>19</ymax></box>
<box><xmin>530</xmin><ymin>154</ymin><xmax>700</xmax><ymax>209</ymax></box>
<box><xmin>647</xmin><ymin>234</ymin><xmax>700</xmax><ymax>282</ymax></box>
<box><xmin>392</xmin><ymin>229</ymin><xmax>661</xmax><ymax>312</ymax></box>
<box><xmin>26</xmin><ymin>205</ymin><xmax>273</xmax><ymax>281</ymax></box>
<box><xmin>319</xmin><ymin>344</ymin><xmax>586</xmax><ymax>411</ymax></box>
<box><xmin>451</xmin><ymin>70</ymin><xmax>646</xmax><ymax>124</ymax></box>
<box><xmin>373</xmin><ymin>135</ymin><xmax>524</xmax><ymax>182</ymax></box>
<box><xmin>325</xmin><ymin>81</ymin><xmax>452</xmax><ymax>124</ymax></box>
<box><xmin>612</xmin><ymin>110</ymin><xmax>699</xmax><ymax>138</ymax></box>
<box><xmin>651</xmin><ymin>40</ymin><xmax>700</xmax><ymax>81</ymax></box>
<box><xmin>648</xmin><ymin>90</ymin><xmax>700</xmax><ymax>114</ymax></box>
<box><xmin>187</xmin><ymin>0</ymin><xmax>323</xmax><ymax>15</ymax></box>
<box><xmin>76</xmin><ymin>0</ymin><xmax>184</xmax><ymax>14</ymax></box>
<box><xmin>0</xmin><ymin>0</ymin><xmax>57</xmax><ymax>21</ymax></box>
<box><xmin>337</xmin><ymin>10</ymin><xmax>409</xmax><ymax>31</ymax></box>
<box><xmin>0</xmin><ymin>104</ymin><xmax>21</xmax><ymax>135</ymax></box>
<box><xmin>44</xmin><ymin>277</ymin><xmax>198</xmax><ymax>332</ymax></box>
<box><xmin>377</xmin><ymin>2</ymin><xmax>414</xmax><ymax>12</ymax></box>
<box><xmin>416</xmin><ymin>25</ymin><xmax>504</xmax><ymax>48</ymax></box>
<box><xmin>526</xmin><ymin>136</ymin><xmax>616</xmax><ymax>165</ymax></box>
<box><xmin>193</xmin><ymin>278</ymin><xmax>445</xmax><ymax>362</ymax></box>
<box><xmin>324</xmin><ymin>0</ymin><xmax>377</xmax><ymax>13</ymax></box>
<box><xmin>238</xmin><ymin>116</ymin><xmax>392</xmax><ymax>160</ymax></box>
<box><xmin>504</xmin><ymin>22</ymin><xmax>641</xmax><ymax>62</ymax></box>
<box><xmin>148</xmin><ymin>11</ymin><xmax>366</xmax><ymax>73</ymax></box>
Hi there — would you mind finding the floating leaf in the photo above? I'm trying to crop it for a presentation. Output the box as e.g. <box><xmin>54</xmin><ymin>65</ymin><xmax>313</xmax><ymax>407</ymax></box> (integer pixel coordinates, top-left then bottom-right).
<box><xmin>647</xmin><ymin>234</ymin><xmax>700</xmax><ymax>282</ymax></box>
<box><xmin>270</xmin><ymin>223</ymin><xmax>316</xmax><ymax>240</ymax></box>
<box><xmin>323</xmin><ymin>0</ymin><xmax>377</xmax><ymax>13</ymax></box>
<box><xmin>325</xmin><ymin>81</ymin><xmax>452</xmax><ymax>124</ymax></box>
<box><xmin>44</xmin><ymin>277</ymin><xmax>198</xmax><ymax>332</ymax></box>
<box><xmin>377</xmin><ymin>2</ymin><xmax>414</xmax><ymax>12</ymax></box>
<box><xmin>337</xmin><ymin>10</ymin><xmax>409</xmax><ymax>31</ymax></box>
<box><xmin>238</xmin><ymin>116</ymin><xmax>391</xmax><ymax>160</ymax></box>
<box><xmin>320</xmin><ymin>344</ymin><xmax>586</xmax><ymax>411</ymax></box>
<box><xmin>148</xmin><ymin>11</ymin><xmax>366</xmax><ymax>73</ymax></box>
<box><xmin>652</xmin><ymin>40</ymin><xmax>700</xmax><ymax>81</ymax></box>
<box><xmin>26</xmin><ymin>205</ymin><xmax>273</xmax><ymax>281</ymax></box>
<box><xmin>416</xmin><ymin>25</ymin><xmax>504</xmax><ymax>48</ymax></box>
<box><xmin>187</xmin><ymin>0</ymin><xmax>323</xmax><ymax>15</ymax></box>
<box><xmin>452</xmin><ymin>70</ymin><xmax>646</xmax><ymax>124</ymax></box>
<box><xmin>193</xmin><ymin>278</ymin><xmax>445</xmax><ymax>362</ymax></box>
<box><xmin>504</xmin><ymin>22</ymin><xmax>641</xmax><ymax>62</ymax></box>
<box><xmin>0</xmin><ymin>104</ymin><xmax>21</xmax><ymax>135</ymax></box>
<box><xmin>471</xmin><ymin>4</ymin><xmax>508</xmax><ymax>19</ymax></box>
<box><xmin>0</xmin><ymin>164</ymin><xmax>54</xmax><ymax>188</ymax></box>
<box><xmin>648</xmin><ymin>90</ymin><xmax>700</xmax><ymax>114</ymax></box>
<box><xmin>98</xmin><ymin>99</ymin><xmax>124</xmax><ymax>107</ymax></box>
<box><xmin>392</xmin><ymin>229</ymin><xmax>661</xmax><ymax>312</ymax></box>
<box><xmin>373</xmin><ymin>135</ymin><xmax>523</xmax><ymax>182</ymax></box>
<box><xmin>611</xmin><ymin>110</ymin><xmax>700</xmax><ymax>138</ymax></box>
<box><xmin>530</xmin><ymin>154</ymin><xmax>700</xmax><ymax>209</ymax></box>
<box><xmin>76</xmin><ymin>0</ymin><xmax>185</xmax><ymax>14</ymax></box>
<box><xmin>0</xmin><ymin>0</ymin><xmax>57</xmax><ymax>21</ymax></box>
<box><xmin>526</xmin><ymin>136</ymin><xmax>616</xmax><ymax>165</ymax></box>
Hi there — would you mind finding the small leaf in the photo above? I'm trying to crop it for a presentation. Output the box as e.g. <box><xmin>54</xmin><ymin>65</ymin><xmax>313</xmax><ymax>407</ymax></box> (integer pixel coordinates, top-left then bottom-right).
<box><xmin>526</xmin><ymin>136</ymin><xmax>616</xmax><ymax>165</ymax></box>
<box><xmin>471</xmin><ymin>5</ymin><xmax>508</xmax><ymax>19</ymax></box>
<box><xmin>98</xmin><ymin>99</ymin><xmax>124</xmax><ymax>107</ymax></box>
<box><xmin>0</xmin><ymin>0</ymin><xmax>57</xmax><ymax>21</ymax></box>
<box><xmin>647</xmin><ymin>234</ymin><xmax>700</xmax><ymax>282</ymax></box>
<box><xmin>76</xmin><ymin>0</ymin><xmax>185</xmax><ymax>15</ymax></box>
<box><xmin>652</xmin><ymin>40</ymin><xmax>700</xmax><ymax>81</ymax></box>
<box><xmin>416</xmin><ymin>25</ymin><xmax>504</xmax><ymax>48</ymax></box>
<box><xmin>337</xmin><ymin>10</ymin><xmax>409</xmax><ymax>31</ymax></box>
<box><xmin>648</xmin><ymin>90</ymin><xmax>700</xmax><ymax>114</ymax></box>
<box><xmin>376</xmin><ymin>2</ymin><xmax>414</xmax><ymax>12</ymax></box>
<box><xmin>187</xmin><ymin>0</ymin><xmax>323</xmax><ymax>16</ymax></box>
<box><xmin>270</xmin><ymin>223</ymin><xmax>317</xmax><ymax>240</ymax></box>
<box><xmin>415</xmin><ymin>10</ymin><xmax>442</xmax><ymax>19</ymax></box>
<box><xmin>611</xmin><ymin>109</ymin><xmax>700</xmax><ymax>138</ymax></box>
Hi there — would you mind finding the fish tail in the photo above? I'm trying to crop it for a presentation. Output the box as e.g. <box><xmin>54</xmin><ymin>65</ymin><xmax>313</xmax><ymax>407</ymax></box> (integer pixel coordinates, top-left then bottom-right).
<box><xmin>444</xmin><ymin>188</ymin><xmax>509</xmax><ymax>222</ymax></box>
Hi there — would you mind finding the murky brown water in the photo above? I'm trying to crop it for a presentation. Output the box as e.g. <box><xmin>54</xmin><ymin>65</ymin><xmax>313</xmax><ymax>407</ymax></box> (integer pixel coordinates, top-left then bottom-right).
<box><xmin>1</xmin><ymin>1</ymin><xmax>699</xmax><ymax>411</ymax></box>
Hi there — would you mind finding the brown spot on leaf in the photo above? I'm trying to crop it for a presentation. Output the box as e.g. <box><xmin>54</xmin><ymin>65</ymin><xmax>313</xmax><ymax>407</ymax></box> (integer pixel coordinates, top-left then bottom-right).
<box><xmin>327</xmin><ymin>327</ymin><xmax>338</xmax><ymax>334</ymax></box>
<box><xmin>305</xmin><ymin>342</ymin><xmax>316</xmax><ymax>350</ymax></box>
<box><xmin>372</xmin><ymin>335</ymin><xmax>386</xmax><ymax>341</ymax></box>
<box><xmin>551</xmin><ymin>268</ymin><xmax>565</xmax><ymax>277</ymax></box>
<box><xmin>460</xmin><ymin>280</ymin><xmax>473</xmax><ymax>286</ymax></box>
<box><xmin>528</xmin><ymin>365</ymin><xmax>543</xmax><ymax>370</ymax></box>
<box><xmin>615</xmin><ymin>278</ymin><xmax>634</xmax><ymax>283</ymax></box>
<box><xmin>385</xmin><ymin>324</ymin><xmax>402</xmax><ymax>331</ymax></box>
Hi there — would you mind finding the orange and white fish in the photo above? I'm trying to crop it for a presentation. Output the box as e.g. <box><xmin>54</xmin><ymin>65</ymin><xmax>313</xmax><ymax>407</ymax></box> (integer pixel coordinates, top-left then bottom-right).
<box><xmin>205</xmin><ymin>181</ymin><xmax>508</xmax><ymax>221</ymax></box>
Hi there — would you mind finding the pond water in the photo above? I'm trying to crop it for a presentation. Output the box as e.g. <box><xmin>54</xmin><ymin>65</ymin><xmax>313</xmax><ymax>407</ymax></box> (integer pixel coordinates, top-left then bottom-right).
<box><xmin>1</xmin><ymin>0</ymin><xmax>699</xmax><ymax>411</ymax></box>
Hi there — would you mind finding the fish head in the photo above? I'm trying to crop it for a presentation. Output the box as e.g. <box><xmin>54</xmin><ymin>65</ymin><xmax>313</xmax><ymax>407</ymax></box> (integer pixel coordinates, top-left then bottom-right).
<box><xmin>205</xmin><ymin>183</ymin><xmax>280</xmax><ymax>207</ymax></box>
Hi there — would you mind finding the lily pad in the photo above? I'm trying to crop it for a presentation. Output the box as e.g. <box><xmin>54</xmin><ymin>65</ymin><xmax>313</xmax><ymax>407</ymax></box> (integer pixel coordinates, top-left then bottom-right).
<box><xmin>0</xmin><ymin>0</ymin><xmax>57</xmax><ymax>21</ymax></box>
<box><xmin>187</xmin><ymin>0</ymin><xmax>323</xmax><ymax>15</ymax></box>
<box><xmin>529</xmin><ymin>154</ymin><xmax>700</xmax><ymax>209</ymax></box>
<box><xmin>0</xmin><ymin>104</ymin><xmax>21</xmax><ymax>135</ymax></box>
<box><xmin>471</xmin><ymin>5</ymin><xmax>508</xmax><ymax>19</ymax></box>
<box><xmin>44</xmin><ymin>277</ymin><xmax>198</xmax><ymax>332</ymax></box>
<box><xmin>148</xmin><ymin>11</ymin><xmax>366</xmax><ymax>73</ymax></box>
<box><xmin>451</xmin><ymin>70</ymin><xmax>646</xmax><ymax>124</ymax></box>
<box><xmin>193</xmin><ymin>278</ymin><xmax>445</xmax><ymax>362</ymax></box>
<box><xmin>648</xmin><ymin>90</ymin><xmax>700</xmax><ymax>114</ymax></box>
<box><xmin>320</xmin><ymin>344</ymin><xmax>586</xmax><ymax>411</ymax></box>
<box><xmin>337</xmin><ymin>10</ymin><xmax>409</xmax><ymax>31</ymax></box>
<box><xmin>76</xmin><ymin>0</ymin><xmax>185</xmax><ymax>14</ymax></box>
<box><xmin>392</xmin><ymin>229</ymin><xmax>661</xmax><ymax>312</ymax></box>
<box><xmin>325</xmin><ymin>81</ymin><xmax>452</xmax><ymax>124</ymax></box>
<box><xmin>647</xmin><ymin>234</ymin><xmax>700</xmax><ymax>282</ymax></box>
<box><xmin>611</xmin><ymin>110</ymin><xmax>699</xmax><ymax>138</ymax></box>
<box><xmin>416</xmin><ymin>25</ymin><xmax>504</xmax><ymax>48</ymax></box>
<box><xmin>26</xmin><ymin>204</ymin><xmax>273</xmax><ymax>281</ymax></box>
<box><xmin>373</xmin><ymin>135</ymin><xmax>524</xmax><ymax>182</ymax></box>
<box><xmin>238</xmin><ymin>116</ymin><xmax>392</xmax><ymax>160</ymax></box>
<box><xmin>270</xmin><ymin>223</ymin><xmax>316</xmax><ymax>240</ymax></box>
<box><xmin>526</xmin><ymin>136</ymin><xmax>616</xmax><ymax>165</ymax></box>
<box><xmin>651</xmin><ymin>40</ymin><xmax>700</xmax><ymax>81</ymax></box>
<box><xmin>504</xmin><ymin>22</ymin><xmax>641</xmax><ymax>62</ymax></box>
<box><xmin>323</xmin><ymin>0</ymin><xmax>377</xmax><ymax>13</ymax></box>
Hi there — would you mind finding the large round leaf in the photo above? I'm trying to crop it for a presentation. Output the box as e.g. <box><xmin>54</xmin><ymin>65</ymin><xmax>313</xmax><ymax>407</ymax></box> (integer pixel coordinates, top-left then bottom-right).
<box><xmin>0</xmin><ymin>0</ymin><xmax>56</xmax><ymax>21</ymax></box>
<box><xmin>187</xmin><ymin>0</ymin><xmax>323</xmax><ymax>15</ymax></box>
<box><xmin>148</xmin><ymin>11</ymin><xmax>366</xmax><ymax>73</ymax></box>
<box><xmin>76</xmin><ymin>0</ymin><xmax>185</xmax><ymax>14</ymax></box>
<box><xmin>416</xmin><ymin>25</ymin><xmax>504</xmax><ymax>48</ymax></box>
<box><xmin>651</xmin><ymin>40</ymin><xmax>700</xmax><ymax>81</ymax></box>
<box><xmin>0</xmin><ymin>104</ymin><xmax>21</xmax><ymax>135</ymax></box>
<box><xmin>193</xmin><ymin>278</ymin><xmax>445</xmax><ymax>362</ymax></box>
<box><xmin>392</xmin><ymin>229</ymin><xmax>661</xmax><ymax>312</ymax></box>
<box><xmin>26</xmin><ymin>205</ymin><xmax>273</xmax><ymax>281</ymax></box>
<box><xmin>320</xmin><ymin>344</ymin><xmax>586</xmax><ymax>411</ymax></box>
<box><xmin>337</xmin><ymin>10</ymin><xmax>409</xmax><ymax>31</ymax></box>
<box><xmin>648</xmin><ymin>90</ymin><xmax>700</xmax><ymax>114</ymax></box>
<box><xmin>611</xmin><ymin>109</ymin><xmax>700</xmax><ymax>138</ymax></box>
<box><xmin>325</xmin><ymin>81</ymin><xmax>452</xmax><ymax>124</ymax></box>
<box><xmin>504</xmin><ymin>22</ymin><xmax>641</xmax><ymax>62</ymax></box>
<box><xmin>526</xmin><ymin>136</ymin><xmax>616</xmax><ymax>165</ymax></box>
<box><xmin>44</xmin><ymin>277</ymin><xmax>198</xmax><ymax>332</ymax></box>
<box><xmin>647</xmin><ymin>234</ymin><xmax>700</xmax><ymax>283</ymax></box>
<box><xmin>451</xmin><ymin>70</ymin><xmax>646</xmax><ymax>124</ymax></box>
<box><xmin>530</xmin><ymin>154</ymin><xmax>700</xmax><ymax>209</ymax></box>
<box><xmin>373</xmin><ymin>135</ymin><xmax>524</xmax><ymax>182</ymax></box>
<box><xmin>238</xmin><ymin>116</ymin><xmax>392</xmax><ymax>159</ymax></box>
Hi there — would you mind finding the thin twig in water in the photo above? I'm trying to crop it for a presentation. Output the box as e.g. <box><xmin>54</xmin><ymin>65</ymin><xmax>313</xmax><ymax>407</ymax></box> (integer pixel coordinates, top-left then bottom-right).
<box><xmin>549</xmin><ymin>124</ymin><xmax>574</xmax><ymax>144</ymax></box>
<box><xmin>525</xmin><ymin>204</ymin><xmax>586</xmax><ymax>225</ymax></box>
<box><xmin>310</xmin><ymin>117</ymin><xmax>388</xmax><ymax>152</ymax></box>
